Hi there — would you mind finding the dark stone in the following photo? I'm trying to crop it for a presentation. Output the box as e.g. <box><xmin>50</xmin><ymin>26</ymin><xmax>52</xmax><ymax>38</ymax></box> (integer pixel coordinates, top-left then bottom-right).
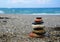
<box><xmin>48</xmin><ymin>41</ymin><xmax>53</xmax><ymax>42</ymax></box>
<box><xmin>54</xmin><ymin>27</ymin><xmax>60</xmax><ymax>31</ymax></box>
<box><xmin>36</xmin><ymin>17</ymin><xmax>42</xmax><ymax>19</ymax></box>
<box><xmin>0</xmin><ymin>17</ymin><xmax>4</xmax><ymax>19</ymax></box>
<box><xmin>3</xmin><ymin>21</ymin><xmax>7</xmax><ymax>22</ymax></box>
<box><xmin>32</xmin><ymin>21</ymin><xmax>44</xmax><ymax>25</ymax></box>
<box><xmin>55</xmin><ymin>34</ymin><xmax>60</xmax><ymax>37</ymax></box>
<box><xmin>33</xmin><ymin>32</ymin><xmax>46</xmax><ymax>35</ymax></box>
<box><xmin>0</xmin><ymin>17</ymin><xmax>10</xmax><ymax>19</ymax></box>
<box><xmin>3</xmin><ymin>34</ymin><xmax>7</xmax><ymax>37</ymax></box>
<box><xmin>4</xmin><ymin>17</ymin><xmax>10</xmax><ymax>19</ymax></box>
<box><xmin>33</xmin><ymin>28</ymin><xmax>43</xmax><ymax>30</ymax></box>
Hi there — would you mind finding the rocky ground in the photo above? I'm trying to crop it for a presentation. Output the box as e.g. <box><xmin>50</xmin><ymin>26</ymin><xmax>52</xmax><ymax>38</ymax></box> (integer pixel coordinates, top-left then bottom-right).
<box><xmin>0</xmin><ymin>14</ymin><xmax>60</xmax><ymax>42</ymax></box>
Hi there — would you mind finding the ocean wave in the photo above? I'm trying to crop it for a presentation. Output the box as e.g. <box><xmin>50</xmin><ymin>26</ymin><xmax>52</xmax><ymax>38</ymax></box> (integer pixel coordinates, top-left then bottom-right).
<box><xmin>0</xmin><ymin>10</ymin><xmax>5</xmax><ymax>14</ymax></box>
<box><xmin>0</xmin><ymin>8</ymin><xmax>60</xmax><ymax>14</ymax></box>
<box><xmin>31</xmin><ymin>13</ymin><xmax>60</xmax><ymax>15</ymax></box>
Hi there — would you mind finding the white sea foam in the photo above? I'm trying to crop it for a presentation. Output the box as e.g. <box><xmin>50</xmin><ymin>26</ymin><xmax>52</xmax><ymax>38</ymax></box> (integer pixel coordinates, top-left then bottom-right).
<box><xmin>32</xmin><ymin>13</ymin><xmax>60</xmax><ymax>15</ymax></box>
<box><xmin>0</xmin><ymin>10</ymin><xmax>5</xmax><ymax>14</ymax></box>
<box><xmin>17</xmin><ymin>13</ymin><xmax>60</xmax><ymax>15</ymax></box>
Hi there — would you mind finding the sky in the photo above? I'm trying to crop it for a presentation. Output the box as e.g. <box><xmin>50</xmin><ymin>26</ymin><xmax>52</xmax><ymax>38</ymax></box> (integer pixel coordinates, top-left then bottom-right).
<box><xmin>0</xmin><ymin>0</ymin><xmax>60</xmax><ymax>8</ymax></box>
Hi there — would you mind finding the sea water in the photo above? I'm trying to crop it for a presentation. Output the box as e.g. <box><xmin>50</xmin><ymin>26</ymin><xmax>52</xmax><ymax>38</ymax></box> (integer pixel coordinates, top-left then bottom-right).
<box><xmin>0</xmin><ymin>8</ymin><xmax>60</xmax><ymax>15</ymax></box>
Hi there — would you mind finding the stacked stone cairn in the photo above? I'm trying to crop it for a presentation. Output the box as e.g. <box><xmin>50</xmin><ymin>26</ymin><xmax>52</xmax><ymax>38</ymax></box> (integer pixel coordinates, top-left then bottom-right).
<box><xmin>29</xmin><ymin>17</ymin><xmax>46</xmax><ymax>38</ymax></box>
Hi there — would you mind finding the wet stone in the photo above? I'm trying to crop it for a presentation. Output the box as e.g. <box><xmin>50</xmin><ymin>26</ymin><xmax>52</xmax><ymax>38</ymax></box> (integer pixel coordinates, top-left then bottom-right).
<box><xmin>0</xmin><ymin>17</ymin><xmax>10</xmax><ymax>19</ymax></box>
<box><xmin>3</xmin><ymin>21</ymin><xmax>7</xmax><ymax>23</ymax></box>
<box><xmin>4</xmin><ymin>17</ymin><xmax>10</xmax><ymax>19</ymax></box>
<box><xmin>0</xmin><ymin>17</ymin><xmax>4</xmax><ymax>19</ymax></box>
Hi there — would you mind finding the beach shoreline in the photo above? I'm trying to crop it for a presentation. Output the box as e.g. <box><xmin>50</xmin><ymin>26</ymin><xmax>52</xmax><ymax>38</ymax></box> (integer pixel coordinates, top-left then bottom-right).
<box><xmin>0</xmin><ymin>14</ymin><xmax>60</xmax><ymax>27</ymax></box>
<box><xmin>0</xmin><ymin>14</ymin><xmax>60</xmax><ymax>42</ymax></box>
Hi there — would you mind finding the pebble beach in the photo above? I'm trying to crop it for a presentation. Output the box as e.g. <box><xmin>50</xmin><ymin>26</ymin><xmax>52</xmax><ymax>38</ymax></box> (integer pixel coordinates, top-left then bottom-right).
<box><xmin>0</xmin><ymin>14</ymin><xmax>60</xmax><ymax>42</ymax></box>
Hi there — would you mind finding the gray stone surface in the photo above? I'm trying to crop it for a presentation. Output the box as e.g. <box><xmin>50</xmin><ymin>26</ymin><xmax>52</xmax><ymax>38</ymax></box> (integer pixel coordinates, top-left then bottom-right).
<box><xmin>0</xmin><ymin>14</ymin><xmax>60</xmax><ymax>42</ymax></box>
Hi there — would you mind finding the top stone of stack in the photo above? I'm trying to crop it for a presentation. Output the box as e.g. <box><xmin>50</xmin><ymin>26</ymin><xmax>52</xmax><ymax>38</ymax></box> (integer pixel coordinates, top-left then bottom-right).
<box><xmin>35</xmin><ymin>17</ymin><xmax>42</xmax><ymax>22</ymax></box>
<box><xmin>32</xmin><ymin>17</ymin><xmax>44</xmax><ymax>25</ymax></box>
